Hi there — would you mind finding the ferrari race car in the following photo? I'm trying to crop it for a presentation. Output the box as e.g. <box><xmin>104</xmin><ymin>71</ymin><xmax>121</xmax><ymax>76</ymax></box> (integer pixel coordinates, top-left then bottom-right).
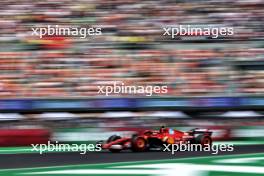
<box><xmin>98</xmin><ymin>127</ymin><xmax>213</xmax><ymax>152</ymax></box>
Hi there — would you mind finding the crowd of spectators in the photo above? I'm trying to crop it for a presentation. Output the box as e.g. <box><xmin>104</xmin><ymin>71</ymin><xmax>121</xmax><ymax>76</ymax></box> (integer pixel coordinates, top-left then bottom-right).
<box><xmin>0</xmin><ymin>0</ymin><xmax>263</xmax><ymax>98</ymax></box>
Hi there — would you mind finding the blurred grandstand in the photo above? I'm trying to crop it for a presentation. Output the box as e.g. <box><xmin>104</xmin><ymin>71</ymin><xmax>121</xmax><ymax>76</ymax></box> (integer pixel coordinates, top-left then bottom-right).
<box><xmin>0</xmin><ymin>0</ymin><xmax>263</xmax><ymax>97</ymax></box>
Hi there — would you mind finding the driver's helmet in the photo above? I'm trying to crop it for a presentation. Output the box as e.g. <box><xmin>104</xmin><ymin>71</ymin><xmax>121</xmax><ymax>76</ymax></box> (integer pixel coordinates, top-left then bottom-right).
<box><xmin>169</xmin><ymin>128</ymin><xmax>174</xmax><ymax>134</ymax></box>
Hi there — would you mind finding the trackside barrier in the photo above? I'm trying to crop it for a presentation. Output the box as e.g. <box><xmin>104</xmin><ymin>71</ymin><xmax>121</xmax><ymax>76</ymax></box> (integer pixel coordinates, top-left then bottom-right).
<box><xmin>0</xmin><ymin>129</ymin><xmax>50</xmax><ymax>146</ymax></box>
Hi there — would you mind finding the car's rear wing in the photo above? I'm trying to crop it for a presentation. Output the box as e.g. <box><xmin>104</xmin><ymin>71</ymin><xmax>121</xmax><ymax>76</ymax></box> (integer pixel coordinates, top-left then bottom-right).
<box><xmin>188</xmin><ymin>128</ymin><xmax>213</xmax><ymax>136</ymax></box>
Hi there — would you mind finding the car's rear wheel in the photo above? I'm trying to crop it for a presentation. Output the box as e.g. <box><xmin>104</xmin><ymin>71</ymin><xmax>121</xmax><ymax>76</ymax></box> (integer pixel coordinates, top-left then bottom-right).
<box><xmin>131</xmin><ymin>136</ymin><xmax>147</xmax><ymax>152</ymax></box>
<box><xmin>107</xmin><ymin>135</ymin><xmax>122</xmax><ymax>153</ymax></box>
<box><xmin>195</xmin><ymin>135</ymin><xmax>212</xmax><ymax>147</ymax></box>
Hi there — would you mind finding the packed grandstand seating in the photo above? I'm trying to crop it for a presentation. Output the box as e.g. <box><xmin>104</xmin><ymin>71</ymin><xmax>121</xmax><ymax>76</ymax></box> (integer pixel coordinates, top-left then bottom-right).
<box><xmin>0</xmin><ymin>0</ymin><xmax>263</xmax><ymax>98</ymax></box>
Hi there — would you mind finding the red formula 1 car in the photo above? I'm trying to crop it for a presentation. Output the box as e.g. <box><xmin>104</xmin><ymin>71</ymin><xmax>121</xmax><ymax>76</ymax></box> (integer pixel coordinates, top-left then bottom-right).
<box><xmin>98</xmin><ymin>127</ymin><xmax>213</xmax><ymax>152</ymax></box>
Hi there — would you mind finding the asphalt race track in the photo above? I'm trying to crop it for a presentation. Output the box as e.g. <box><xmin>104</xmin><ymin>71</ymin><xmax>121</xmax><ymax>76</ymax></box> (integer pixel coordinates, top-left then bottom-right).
<box><xmin>0</xmin><ymin>145</ymin><xmax>264</xmax><ymax>169</ymax></box>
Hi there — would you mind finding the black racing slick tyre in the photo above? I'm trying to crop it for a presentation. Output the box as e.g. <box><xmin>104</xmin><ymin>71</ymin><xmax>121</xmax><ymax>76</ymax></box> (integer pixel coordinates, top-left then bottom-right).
<box><xmin>195</xmin><ymin>135</ymin><xmax>212</xmax><ymax>147</ymax></box>
<box><xmin>131</xmin><ymin>136</ymin><xmax>147</xmax><ymax>152</ymax></box>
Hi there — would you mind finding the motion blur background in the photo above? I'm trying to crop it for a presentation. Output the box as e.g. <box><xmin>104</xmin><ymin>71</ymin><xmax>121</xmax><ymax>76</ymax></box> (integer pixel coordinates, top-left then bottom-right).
<box><xmin>0</xmin><ymin>0</ymin><xmax>263</xmax><ymax>147</ymax></box>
